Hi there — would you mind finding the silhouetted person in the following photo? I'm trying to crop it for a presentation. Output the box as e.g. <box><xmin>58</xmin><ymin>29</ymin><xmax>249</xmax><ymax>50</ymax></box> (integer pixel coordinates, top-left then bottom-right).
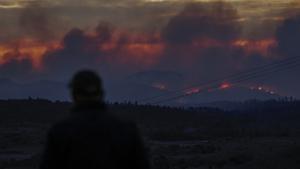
<box><xmin>40</xmin><ymin>70</ymin><xmax>150</xmax><ymax>169</ymax></box>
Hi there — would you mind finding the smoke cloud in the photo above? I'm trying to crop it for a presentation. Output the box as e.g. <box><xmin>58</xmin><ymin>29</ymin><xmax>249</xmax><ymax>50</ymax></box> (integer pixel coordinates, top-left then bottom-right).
<box><xmin>18</xmin><ymin>3</ymin><xmax>63</xmax><ymax>41</ymax></box>
<box><xmin>276</xmin><ymin>15</ymin><xmax>300</xmax><ymax>57</ymax></box>
<box><xmin>272</xmin><ymin>15</ymin><xmax>300</xmax><ymax>97</ymax></box>
<box><xmin>1</xmin><ymin>1</ymin><xmax>299</xmax><ymax>99</ymax></box>
<box><xmin>162</xmin><ymin>2</ymin><xmax>241</xmax><ymax>44</ymax></box>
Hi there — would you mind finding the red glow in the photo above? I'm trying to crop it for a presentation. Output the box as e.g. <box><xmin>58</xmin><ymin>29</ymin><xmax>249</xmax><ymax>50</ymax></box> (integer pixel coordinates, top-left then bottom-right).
<box><xmin>185</xmin><ymin>87</ymin><xmax>201</xmax><ymax>95</ymax></box>
<box><xmin>0</xmin><ymin>38</ymin><xmax>61</xmax><ymax>70</ymax></box>
<box><xmin>233</xmin><ymin>39</ymin><xmax>277</xmax><ymax>57</ymax></box>
<box><xmin>122</xmin><ymin>43</ymin><xmax>164</xmax><ymax>66</ymax></box>
<box><xmin>192</xmin><ymin>38</ymin><xmax>225</xmax><ymax>48</ymax></box>
<box><xmin>249</xmin><ymin>85</ymin><xmax>277</xmax><ymax>95</ymax></box>
<box><xmin>219</xmin><ymin>82</ymin><xmax>231</xmax><ymax>90</ymax></box>
<box><xmin>152</xmin><ymin>83</ymin><xmax>167</xmax><ymax>90</ymax></box>
<box><xmin>0</xmin><ymin>25</ymin><xmax>279</xmax><ymax>72</ymax></box>
<box><xmin>96</xmin><ymin>31</ymin><xmax>164</xmax><ymax>67</ymax></box>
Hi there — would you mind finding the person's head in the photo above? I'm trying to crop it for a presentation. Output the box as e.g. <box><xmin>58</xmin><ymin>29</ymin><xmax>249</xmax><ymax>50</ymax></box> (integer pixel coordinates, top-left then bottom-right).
<box><xmin>69</xmin><ymin>70</ymin><xmax>104</xmax><ymax>104</ymax></box>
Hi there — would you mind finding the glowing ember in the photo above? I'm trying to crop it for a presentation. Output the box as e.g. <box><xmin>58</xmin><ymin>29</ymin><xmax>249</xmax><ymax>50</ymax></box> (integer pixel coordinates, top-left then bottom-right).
<box><xmin>249</xmin><ymin>85</ymin><xmax>277</xmax><ymax>95</ymax></box>
<box><xmin>185</xmin><ymin>88</ymin><xmax>201</xmax><ymax>95</ymax></box>
<box><xmin>152</xmin><ymin>83</ymin><xmax>167</xmax><ymax>90</ymax></box>
<box><xmin>219</xmin><ymin>82</ymin><xmax>231</xmax><ymax>90</ymax></box>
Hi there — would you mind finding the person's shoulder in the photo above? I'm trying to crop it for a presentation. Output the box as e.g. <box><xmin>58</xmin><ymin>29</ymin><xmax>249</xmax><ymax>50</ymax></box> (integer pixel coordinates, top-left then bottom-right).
<box><xmin>47</xmin><ymin>112</ymin><xmax>139</xmax><ymax>136</ymax></box>
<box><xmin>105</xmin><ymin>113</ymin><xmax>139</xmax><ymax>133</ymax></box>
<box><xmin>47</xmin><ymin>115</ymin><xmax>80</xmax><ymax>136</ymax></box>
<box><xmin>108</xmin><ymin>113</ymin><xmax>137</xmax><ymax>127</ymax></box>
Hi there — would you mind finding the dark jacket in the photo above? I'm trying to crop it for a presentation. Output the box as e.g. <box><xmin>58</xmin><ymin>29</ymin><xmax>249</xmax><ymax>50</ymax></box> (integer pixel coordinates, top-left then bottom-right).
<box><xmin>40</xmin><ymin>102</ymin><xmax>150</xmax><ymax>169</ymax></box>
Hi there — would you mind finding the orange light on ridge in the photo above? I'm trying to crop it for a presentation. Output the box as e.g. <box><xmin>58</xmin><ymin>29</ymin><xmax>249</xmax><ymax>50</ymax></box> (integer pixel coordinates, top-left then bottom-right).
<box><xmin>152</xmin><ymin>83</ymin><xmax>167</xmax><ymax>90</ymax></box>
<box><xmin>219</xmin><ymin>82</ymin><xmax>231</xmax><ymax>90</ymax></box>
<box><xmin>185</xmin><ymin>87</ymin><xmax>201</xmax><ymax>95</ymax></box>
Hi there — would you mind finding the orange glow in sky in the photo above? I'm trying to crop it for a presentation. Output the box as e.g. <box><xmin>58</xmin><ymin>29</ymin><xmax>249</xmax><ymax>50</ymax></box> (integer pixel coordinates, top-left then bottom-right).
<box><xmin>0</xmin><ymin>39</ymin><xmax>61</xmax><ymax>70</ymax></box>
<box><xmin>233</xmin><ymin>39</ymin><xmax>277</xmax><ymax>57</ymax></box>
<box><xmin>0</xmin><ymin>36</ymin><xmax>277</xmax><ymax>70</ymax></box>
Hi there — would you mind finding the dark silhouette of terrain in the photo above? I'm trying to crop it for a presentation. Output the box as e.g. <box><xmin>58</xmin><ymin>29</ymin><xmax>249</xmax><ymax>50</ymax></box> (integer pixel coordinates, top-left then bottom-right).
<box><xmin>0</xmin><ymin>98</ymin><xmax>300</xmax><ymax>169</ymax></box>
<box><xmin>1</xmin><ymin>98</ymin><xmax>300</xmax><ymax>138</ymax></box>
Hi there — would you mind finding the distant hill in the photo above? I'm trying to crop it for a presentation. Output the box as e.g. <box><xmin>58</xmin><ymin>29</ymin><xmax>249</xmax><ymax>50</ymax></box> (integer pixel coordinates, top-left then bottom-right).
<box><xmin>147</xmin><ymin>86</ymin><xmax>282</xmax><ymax>107</ymax></box>
<box><xmin>0</xmin><ymin>79</ymin><xmax>68</xmax><ymax>100</ymax></box>
<box><xmin>0</xmin><ymin>76</ymin><xmax>284</xmax><ymax>104</ymax></box>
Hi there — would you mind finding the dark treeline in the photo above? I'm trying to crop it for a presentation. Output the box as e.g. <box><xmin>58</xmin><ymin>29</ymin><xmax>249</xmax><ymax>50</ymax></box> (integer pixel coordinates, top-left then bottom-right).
<box><xmin>1</xmin><ymin>98</ymin><xmax>300</xmax><ymax>140</ymax></box>
<box><xmin>1</xmin><ymin>99</ymin><xmax>300</xmax><ymax>169</ymax></box>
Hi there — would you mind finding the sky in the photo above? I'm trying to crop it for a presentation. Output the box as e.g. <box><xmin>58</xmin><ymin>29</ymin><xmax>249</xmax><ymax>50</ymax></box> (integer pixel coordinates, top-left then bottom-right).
<box><xmin>0</xmin><ymin>0</ymin><xmax>300</xmax><ymax>101</ymax></box>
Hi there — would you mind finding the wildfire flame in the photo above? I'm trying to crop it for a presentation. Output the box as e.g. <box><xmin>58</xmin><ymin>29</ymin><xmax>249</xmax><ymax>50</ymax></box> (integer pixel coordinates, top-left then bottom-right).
<box><xmin>185</xmin><ymin>87</ymin><xmax>201</xmax><ymax>95</ymax></box>
<box><xmin>152</xmin><ymin>83</ymin><xmax>167</xmax><ymax>90</ymax></box>
<box><xmin>219</xmin><ymin>82</ymin><xmax>231</xmax><ymax>90</ymax></box>
<box><xmin>250</xmin><ymin>85</ymin><xmax>277</xmax><ymax>95</ymax></box>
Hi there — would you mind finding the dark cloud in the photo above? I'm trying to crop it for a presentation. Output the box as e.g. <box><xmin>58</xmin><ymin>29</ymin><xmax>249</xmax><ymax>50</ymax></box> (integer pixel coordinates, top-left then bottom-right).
<box><xmin>42</xmin><ymin>23</ymin><xmax>118</xmax><ymax>80</ymax></box>
<box><xmin>0</xmin><ymin>57</ymin><xmax>33</xmax><ymax>80</ymax></box>
<box><xmin>59</xmin><ymin>22</ymin><xmax>114</xmax><ymax>54</ymax></box>
<box><xmin>276</xmin><ymin>15</ymin><xmax>300</xmax><ymax>57</ymax></box>
<box><xmin>43</xmin><ymin>20</ymin><xmax>167</xmax><ymax>81</ymax></box>
<box><xmin>153</xmin><ymin>2</ymin><xmax>281</xmax><ymax>90</ymax></box>
<box><xmin>0</xmin><ymin>29</ymin><xmax>3</xmax><ymax>42</ymax></box>
<box><xmin>18</xmin><ymin>3</ymin><xmax>62</xmax><ymax>41</ymax></box>
<box><xmin>157</xmin><ymin>2</ymin><xmax>242</xmax><ymax>80</ymax></box>
<box><xmin>1</xmin><ymin>1</ymin><xmax>300</xmax><ymax>100</ymax></box>
<box><xmin>162</xmin><ymin>2</ymin><xmax>241</xmax><ymax>44</ymax></box>
<box><xmin>273</xmin><ymin>15</ymin><xmax>300</xmax><ymax>97</ymax></box>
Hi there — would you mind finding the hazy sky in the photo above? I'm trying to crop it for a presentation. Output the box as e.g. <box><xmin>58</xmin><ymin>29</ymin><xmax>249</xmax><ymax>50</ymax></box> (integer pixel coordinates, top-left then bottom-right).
<box><xmin>0</xmin><ymin>0</ymin><xmax>300</xmax><ymax>100</ymax></box>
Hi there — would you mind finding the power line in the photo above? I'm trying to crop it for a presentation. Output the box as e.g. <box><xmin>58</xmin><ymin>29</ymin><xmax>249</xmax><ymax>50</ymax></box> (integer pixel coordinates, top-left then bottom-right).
<box><xmin>139</xmin><ymin>56</ymin><xmax>300</xmax><ymax>104</ymax></box>
<box><xmin>150</xmin><ymin>61</ymin><xmax>300</xmax><ymax>104</ymax></box>
<box><xmin>142</xmin><ymin>57</ymin><xmax>300</xmax><ymax>103</ymax></box>
<box><xmin>153</xmin><ymin>61</ymin><xmax>300</xmax><ymax>104</ymax></box>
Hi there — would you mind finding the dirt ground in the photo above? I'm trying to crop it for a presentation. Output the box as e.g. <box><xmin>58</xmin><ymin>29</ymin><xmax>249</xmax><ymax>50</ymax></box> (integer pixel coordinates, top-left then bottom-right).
<box><xmin>1</xmin><ymin>124</ymin><xmax>300</xmax><ymax>169</ymax></box>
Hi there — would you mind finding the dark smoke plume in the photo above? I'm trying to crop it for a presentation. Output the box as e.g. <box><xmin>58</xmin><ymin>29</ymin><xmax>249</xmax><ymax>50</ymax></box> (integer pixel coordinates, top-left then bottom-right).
<box><xmin>276</xmin><ymin>15</ymin><xmax>300</xmax><ymax>57</ymax></box>
<box><xmin>18</xmin><ymin>3</ymin><xmax>58</xmax><ymax>41</ymax></box>
<box><xmin>162</xmin><ymin>2</ymin><xmax>241</xmax><ymax>44</ymax></box>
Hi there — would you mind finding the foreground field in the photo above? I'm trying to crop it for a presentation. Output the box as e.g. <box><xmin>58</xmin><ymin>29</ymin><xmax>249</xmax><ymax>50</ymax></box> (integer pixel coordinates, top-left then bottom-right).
<box><xmin>1</xmin><ymin>124</ymin><xmax>300</xmax><ymax>169</ymax></box>
<box><xmin>0</xmin><ymin>99</ymin><xmax>300</xmax><ymax>169</ymax></box>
